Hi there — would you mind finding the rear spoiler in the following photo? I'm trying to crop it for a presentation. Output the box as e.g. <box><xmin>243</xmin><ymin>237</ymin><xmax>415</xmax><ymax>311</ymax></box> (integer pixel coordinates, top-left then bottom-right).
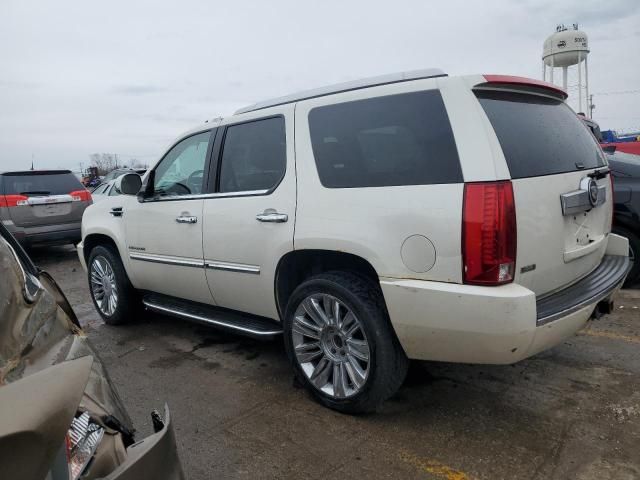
<box><xmin>475</xmin><ymin>74</ymin><xmax>568</xmax><ymax>100</ymax></box>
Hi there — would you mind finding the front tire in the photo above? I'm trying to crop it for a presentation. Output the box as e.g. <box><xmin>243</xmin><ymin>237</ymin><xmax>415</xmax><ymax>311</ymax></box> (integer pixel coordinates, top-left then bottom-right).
<box><xmin>283</xmin><ymin>272</ymin><xmax>408</xmax><ymax>413</ymax></box>
<box><xmin>88</xmin><ymin>245</ymin><xmax>139</xmax><ymax>325</ymax></box>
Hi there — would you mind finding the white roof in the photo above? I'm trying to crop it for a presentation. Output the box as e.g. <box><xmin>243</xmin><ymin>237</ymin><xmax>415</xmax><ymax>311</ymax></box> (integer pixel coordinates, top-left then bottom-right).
<box><xmin>235</xmin><ymin>68</ymin><xmax>446</xmax><ymax>115</ymax></box>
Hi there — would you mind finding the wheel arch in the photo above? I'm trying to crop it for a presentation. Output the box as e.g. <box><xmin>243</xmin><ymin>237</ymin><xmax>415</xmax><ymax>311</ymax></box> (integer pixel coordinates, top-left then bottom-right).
<box><xmin>274</xmin><ymin>249</ymin><xmax>382</xmax><ymax>318</ymax></box>
<box><xmin>83</xmin><ymin>233</ymin><xmax>123</xmax><ymax>264</ymax></box>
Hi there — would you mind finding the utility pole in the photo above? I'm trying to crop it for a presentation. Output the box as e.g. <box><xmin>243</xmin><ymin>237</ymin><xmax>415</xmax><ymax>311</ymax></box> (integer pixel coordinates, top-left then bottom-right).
<box><xmin>588</xmin><ymin>94</ymin><xmax>595</xmax><ymax>119</ymax></box>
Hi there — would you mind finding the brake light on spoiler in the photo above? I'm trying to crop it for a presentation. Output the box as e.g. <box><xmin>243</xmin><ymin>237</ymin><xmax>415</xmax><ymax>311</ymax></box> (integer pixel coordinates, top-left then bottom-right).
<box><xmin>0</xmin><ymin>195</ymin><xmax>29</xmax><ymax>207</ymax></box>
<box><xmin>481</xmin><ymin>74</ymin><xmax>568</xmax><ymax>100</ymax></box>
<box><xmin>462</xmin><ymin>181</ymin><xmax>517</xmax><ymax>285</ymax></box>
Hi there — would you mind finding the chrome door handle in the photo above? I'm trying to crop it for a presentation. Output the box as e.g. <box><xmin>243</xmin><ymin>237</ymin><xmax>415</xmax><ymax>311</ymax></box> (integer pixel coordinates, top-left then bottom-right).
<box><xmin>176</xmin><ymin>215</ymin><xmax>198</xmax><ymax>224</ymax></box>
<box><xmin>256</xmin><ymin>209</ymin><xmax>288</xmax><ymax>223</ymax></box>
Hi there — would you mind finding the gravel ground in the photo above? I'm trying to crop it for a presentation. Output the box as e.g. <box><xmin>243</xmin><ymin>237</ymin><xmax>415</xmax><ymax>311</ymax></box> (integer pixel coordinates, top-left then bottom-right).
<box><xmin>30</xmin><ymin>245</ymin><xmax>640</xmax><ymax>480</ymax></box>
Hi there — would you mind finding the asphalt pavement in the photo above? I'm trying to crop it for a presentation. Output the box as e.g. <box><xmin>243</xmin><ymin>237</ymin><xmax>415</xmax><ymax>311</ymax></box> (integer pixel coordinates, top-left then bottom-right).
<box><xmin>30</xmin><ymin>245</ymin><xmax>640</xmax><ymax>480</ymax></box>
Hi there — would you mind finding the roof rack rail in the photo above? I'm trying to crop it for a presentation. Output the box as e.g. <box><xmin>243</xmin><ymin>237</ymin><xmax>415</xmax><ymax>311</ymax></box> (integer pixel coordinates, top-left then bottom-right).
<box><xmin>235</xmin><ymin>68</ymin><xmax>447</xmax><ymax>115</ymax></box>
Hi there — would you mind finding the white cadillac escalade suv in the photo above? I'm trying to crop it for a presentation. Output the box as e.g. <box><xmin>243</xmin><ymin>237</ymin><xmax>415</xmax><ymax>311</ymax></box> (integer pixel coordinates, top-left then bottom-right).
<box><xmin>79</xmin><ymin>70</ymin><xmax>630</xmax><ymax>413</ymax></box>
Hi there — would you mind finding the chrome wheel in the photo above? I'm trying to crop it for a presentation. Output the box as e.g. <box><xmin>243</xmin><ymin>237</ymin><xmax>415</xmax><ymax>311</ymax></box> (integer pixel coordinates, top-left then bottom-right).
<box><xmin>292</xmin><ymin>294</ymin><xmax>370</xmax><ymax>399</ymax></box>
<box><xmin>90</xmin><ymin>256</ymin><xmax>118</xmax><ymax>316</ymax></box>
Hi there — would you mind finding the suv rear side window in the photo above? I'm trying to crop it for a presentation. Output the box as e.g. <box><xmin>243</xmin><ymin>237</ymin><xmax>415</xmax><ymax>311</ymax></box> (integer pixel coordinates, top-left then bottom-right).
<box><xmin>218</xmin><ymin>117</ymin><xmax>286</xmax><ymax>193</ymax></box>
<box><xmin>475</xmin><ymin>90</ymin><xmax>605</xmax><ymax>179</ymax></box>
<box><xmin>308</xmin><ymin>90</ymin><xmax>462</xmax><ymax>188</ymax></box>
<box><xmin>1</xmin><ymin>171</ymin><xmax>83</xmax><ymax>196</ymax></box>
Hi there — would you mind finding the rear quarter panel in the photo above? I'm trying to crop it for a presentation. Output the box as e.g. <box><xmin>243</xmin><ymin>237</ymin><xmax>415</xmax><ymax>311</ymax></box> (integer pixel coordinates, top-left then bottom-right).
<box><xmin>294</xmin><ymin>78</ymin><xmax>470</xmax><ymax>283</ymax></box>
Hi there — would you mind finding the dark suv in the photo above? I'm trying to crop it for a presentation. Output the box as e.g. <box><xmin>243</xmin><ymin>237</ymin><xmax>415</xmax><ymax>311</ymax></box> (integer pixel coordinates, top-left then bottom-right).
<box><xmin>0</xmin><ymin>170</ymin><xmax>92</xmax><ymax>246</ymax></box>
<box><xmin>607</xmin><ymin>150</ymin><xmax>640</xmax><ymax>286</ymax></box>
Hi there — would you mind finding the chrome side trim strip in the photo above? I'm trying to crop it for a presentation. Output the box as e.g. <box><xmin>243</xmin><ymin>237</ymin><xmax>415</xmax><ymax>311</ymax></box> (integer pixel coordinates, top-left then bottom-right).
<box><xmin>143</xmin><ymin>189</ymin><xmax>269</xmax><ymax>203</ymax></box>
<box><xmin>205</xmin><ymin>260</ymin><xmax>260</xmax><ymax>275</ymax></box>
<box><xmin>142</xmin><ymin>299</ymin><xmax>281</xmax><ymax>336</ymax></box>
<box><xmin>129</xmin><ymin>252</ymin><xmax>204</xmax><ymax>268</ymax></box>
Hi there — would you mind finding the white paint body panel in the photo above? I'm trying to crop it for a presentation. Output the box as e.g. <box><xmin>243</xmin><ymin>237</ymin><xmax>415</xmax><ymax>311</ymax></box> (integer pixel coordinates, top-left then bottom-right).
<box><xmin>380</xmin><ymin>278</ymin><xmax>609</xmax><ymax>364</ymax></box>
<box><xmin>202</xmin><ymin>105</ymin><xmax>296</xmax><ymax>319</ymax></box>
<box><xmin>123</xmin><ymin>196</ymin><xmax>213</xmax><ymax>304</ymax></box>
<box><xmin>294</xmin><ymin>78</ymin><xmax>464</xmax><ymax>284</ymax></box>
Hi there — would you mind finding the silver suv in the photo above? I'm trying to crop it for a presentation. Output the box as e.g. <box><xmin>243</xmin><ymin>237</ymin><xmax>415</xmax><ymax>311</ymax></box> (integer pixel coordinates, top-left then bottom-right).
<box><xmin>0</xmin><ymin>170</ymin><xmax>92</xmax><ymax>246</ymax></box>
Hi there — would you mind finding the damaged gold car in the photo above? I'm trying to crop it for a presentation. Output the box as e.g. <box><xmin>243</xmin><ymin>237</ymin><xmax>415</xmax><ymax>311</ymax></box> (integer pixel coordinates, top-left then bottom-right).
<box><xmin>0</xmin><ymin>223</ymin><xmax>184</xmax><ymax>480</ymax></box>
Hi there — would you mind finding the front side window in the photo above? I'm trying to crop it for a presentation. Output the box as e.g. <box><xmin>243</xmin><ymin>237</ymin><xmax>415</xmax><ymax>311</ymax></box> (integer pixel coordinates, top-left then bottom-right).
<box><xmin>218</xmin><ymin>117</ymin><xmax>286</xmax><ymax>193</ymax></box>
<box><xmin>154</xmin><ymin>131</ymin><xmax>211</xmax><ymax>196</ymax></box>
<box><xmin>308</xmin><ymin>90</ymin><xmax>462</xmax><ymax>188</ymax></box>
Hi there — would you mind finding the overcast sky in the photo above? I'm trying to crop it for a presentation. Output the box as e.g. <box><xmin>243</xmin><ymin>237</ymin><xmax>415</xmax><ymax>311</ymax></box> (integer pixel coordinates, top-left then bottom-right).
<box><xmin>1</xmin><ymin>0</ymin><xmax>638</xmax><ymax>171</ymax></box>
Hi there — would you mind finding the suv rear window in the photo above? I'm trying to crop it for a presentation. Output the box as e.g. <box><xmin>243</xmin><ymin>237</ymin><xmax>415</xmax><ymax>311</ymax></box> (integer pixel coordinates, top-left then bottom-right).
<box><xmin>475</xmin><ymin>90</ymin><xmax>605</xmax><ymax>179</ymax></box>
<box><xmin>1</xmin><ymin>171</ymin><xmax>84</xmax><ymax>196</ymax></box>
<box><xmin>308</xmin><ymin>90</ymin><xmax>462</xmax><ymax>188</ymax></box>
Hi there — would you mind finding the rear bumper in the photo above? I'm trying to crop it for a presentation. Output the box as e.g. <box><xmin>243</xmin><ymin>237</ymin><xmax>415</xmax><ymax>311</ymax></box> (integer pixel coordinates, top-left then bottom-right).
<box><xmin>381</xmin><ymin>236</ymin><xmax>630</xmax><ymax>364</ymax></box>
<box><xmin>536</xmin><ymin>254</ymin><xmax>630</xmax><ymax>325</ymax></box>
<box><xmin>3</xmin><ymin>220</ymin><xmax>81</xmax><ymax>246</ymax></box>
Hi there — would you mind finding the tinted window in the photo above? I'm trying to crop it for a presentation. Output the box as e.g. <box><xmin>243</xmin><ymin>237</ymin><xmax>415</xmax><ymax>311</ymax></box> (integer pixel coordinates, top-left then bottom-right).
<box><xmin>476</xmin><ymin>90</ymin><xmax>605</xmax><ymax>179</ymax></box>
<box><xmin>154</xmin><ymin>131</ymin><xmax>211</xmax><ymax>196</ymax></box>
<box><xmin>1</xmin><ymin>172</ymin><xmax>83</xmax><ymax>196</ymax></box>
<box><xmin>308</xmin><ymin>90</ymin><xmax>461</xmax><ymax>188</ymax></box>
<box><xmin>218</xmin><ymin>117</ymin><xmax>286</xmax><ymax>193</ymax></box>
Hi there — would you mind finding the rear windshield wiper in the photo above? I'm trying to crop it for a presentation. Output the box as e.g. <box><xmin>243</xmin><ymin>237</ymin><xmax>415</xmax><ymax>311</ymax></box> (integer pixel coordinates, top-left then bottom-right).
<box><xmin>19</xmin><ymin>190</ymin><xmax>50</xmax><ymax>196</ymax></box>
<box><xmin>588</xmin><ymin>168</ymin><xmax>610</xmax><ymax>180</ymax></box>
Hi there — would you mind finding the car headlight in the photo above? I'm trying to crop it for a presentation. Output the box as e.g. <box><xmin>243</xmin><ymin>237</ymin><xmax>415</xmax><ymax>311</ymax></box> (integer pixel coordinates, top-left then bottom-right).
<box><xmin>66</xmin><ymin>412</ymin><xmax>104</xmax><ymax>480</ymax></box>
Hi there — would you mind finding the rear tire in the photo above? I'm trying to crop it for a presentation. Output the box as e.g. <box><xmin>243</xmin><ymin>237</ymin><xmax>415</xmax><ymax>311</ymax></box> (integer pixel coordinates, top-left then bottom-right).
<box><xmin>283</xmin><ymin>271</ymin><xmax>408</xmax><ymax>414</ymax></box>
<box><xmin>613</xmin><ymin>226</ymin><xmax>640</xmax><ymax>287</ymax></box>
<box><xmin>87</xmin><ymin>245</ymin><xmax>139</xmax><ymax>325</ymax></box>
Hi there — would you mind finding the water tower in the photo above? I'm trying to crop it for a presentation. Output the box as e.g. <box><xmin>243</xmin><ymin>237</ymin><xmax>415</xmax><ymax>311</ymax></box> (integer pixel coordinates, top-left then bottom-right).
<box><xmin>542</xmin><ymin>24</ymin><xmax>590</xmax><ymax>116</ymax></box>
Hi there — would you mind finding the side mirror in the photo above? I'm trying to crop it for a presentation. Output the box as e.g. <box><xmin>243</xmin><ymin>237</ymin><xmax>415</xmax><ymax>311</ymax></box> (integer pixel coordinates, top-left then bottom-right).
<box><xmin>137</xmin><ymin>170</ymin><xmax>155</xmax><ymax>202</ymax></box>
<box><xmin>116</xmin><ymin>173</ymin><xmax>142</xmax><ymax>196</ymax></box>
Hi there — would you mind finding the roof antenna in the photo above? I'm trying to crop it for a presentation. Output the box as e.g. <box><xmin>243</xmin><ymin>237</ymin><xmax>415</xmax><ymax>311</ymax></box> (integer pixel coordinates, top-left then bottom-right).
<box><xmin>31</xmin><ymin>153</ymin><xmax>34</xmax><ymax>170</ymax></box>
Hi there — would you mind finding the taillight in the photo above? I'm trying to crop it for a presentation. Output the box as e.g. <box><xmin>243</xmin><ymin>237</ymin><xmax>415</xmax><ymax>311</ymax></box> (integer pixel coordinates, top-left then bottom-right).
<box><xmin>0</xmin><ymin>194</ymin><xmax>28</xmax><ymax>207</ymax></box>
<box><xmin>65</xmin><ymin>412</ymin><xmax>104</xmax><ymax>479</ymax></box>
<box><xmin>70</xmin><ymin>189</ymin><xmax>92</xmax><ymax>202</ymax></box>
<box><xmin>462</xmin><ymin>181</ymin><xmax>517</xmax><ymax>285</ymax></box>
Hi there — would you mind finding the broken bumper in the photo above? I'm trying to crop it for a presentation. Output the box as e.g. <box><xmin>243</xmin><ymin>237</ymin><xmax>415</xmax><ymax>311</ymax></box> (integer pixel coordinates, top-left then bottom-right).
<box><xmin>103</xmin><ymin>406</ymin><xmax>184</xmax><ymax>480</ymax></box>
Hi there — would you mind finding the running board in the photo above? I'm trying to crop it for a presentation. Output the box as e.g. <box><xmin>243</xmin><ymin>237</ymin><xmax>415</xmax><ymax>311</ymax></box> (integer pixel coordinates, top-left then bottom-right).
<box><xmin>142</xmin><ymin>293</ymin><xmax>283</xmax><ymax>339</ymax></box>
